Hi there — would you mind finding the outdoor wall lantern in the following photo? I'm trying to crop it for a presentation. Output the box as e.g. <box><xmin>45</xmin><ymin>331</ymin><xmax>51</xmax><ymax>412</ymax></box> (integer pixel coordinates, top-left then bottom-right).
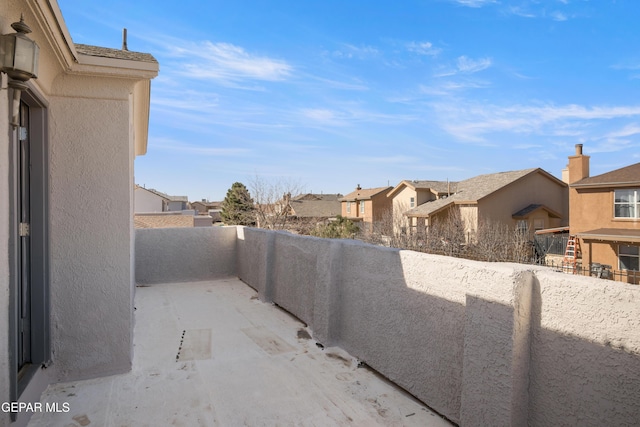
<box><xmin>0</xmin><ymin>15</ymin><xmax>39</xmax><ymax>126</ymax></box>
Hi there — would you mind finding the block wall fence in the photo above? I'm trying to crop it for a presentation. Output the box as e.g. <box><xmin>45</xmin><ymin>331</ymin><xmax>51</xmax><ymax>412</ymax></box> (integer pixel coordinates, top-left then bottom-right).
<box><xmin>136</xmin><ymin>227</ymin><xmax>640</xmax><ymax>426</ymax></box>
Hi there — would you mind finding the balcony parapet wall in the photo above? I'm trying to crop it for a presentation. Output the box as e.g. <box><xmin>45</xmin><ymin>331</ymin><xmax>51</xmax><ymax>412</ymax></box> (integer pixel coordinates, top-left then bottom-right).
<box><xmin>135</xmin><ymin>227</ymin><xmax>237</xmax><ymax>284</ymax></box>
<box><xmin>136</xmin><ymin>226</ymin><xmax>640</xmax><ymax>426</ymax></box>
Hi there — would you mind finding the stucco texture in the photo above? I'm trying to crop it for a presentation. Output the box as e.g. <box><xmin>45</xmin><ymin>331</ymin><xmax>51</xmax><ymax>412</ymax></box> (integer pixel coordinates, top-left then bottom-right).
<box><xmin>135</xmin><ymin>227</ymin><xmax>237</xmax><ymax>285</ymax></box>
<box><xmin>48</xmin><ymin>94</ymin><xmax>135</xmax><ymax>381</ymax></box>
<box><xmin>135</xmin><ymin>227</ymin><xmax>640</xmax><ymax>426</ymax></box>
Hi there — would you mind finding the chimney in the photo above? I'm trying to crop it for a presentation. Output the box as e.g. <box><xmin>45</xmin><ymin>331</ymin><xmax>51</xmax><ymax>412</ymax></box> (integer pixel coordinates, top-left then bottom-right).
<box><xmin>565</xmin><ymin>143</ymin><xmax>590</xmax><ymax>184</ymax></box>
<box><xmin>122</xmin><ymin>28</ymin><xmax>128</xmax><ymax>51</ymax></box>
<box><xmin>356</xmin><ymin>184</ymin><xmax>362</xmax><ymax>191</ymax></box>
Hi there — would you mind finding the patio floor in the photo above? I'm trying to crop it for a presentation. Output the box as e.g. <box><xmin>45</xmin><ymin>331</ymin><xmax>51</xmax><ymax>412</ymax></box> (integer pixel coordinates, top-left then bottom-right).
<box><xmin>28</xmin><ymin>278</ymin><xmax>452</xmax><ymax>426</ymax></box>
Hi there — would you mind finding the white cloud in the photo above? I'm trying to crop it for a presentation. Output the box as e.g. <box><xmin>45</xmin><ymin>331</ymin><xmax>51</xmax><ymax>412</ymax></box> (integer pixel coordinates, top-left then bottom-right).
<box><xmin>456</xmin><ymin>56</ymin><xmax>492</xmax><ymax>73</ymax></box>
<box><xmin>332</xmin><ymin>44</ymin><xmax>380</xmax><ymax>60</ymax></box>
<box><xmin>605</xmin><ymin>123</ymin><xmax>640</xmax><ymax>139</ymax></box>
<box><xmin>149</xmin><ymin>138</ymin><xmax>251</xmax><ymax>156</ymax></box>
<box><xmin>167</xmin><ymin>41</ymin><xmax>293</xmax><ymax>85</ymax></box>
<box><xmin>550</xmin><ymin>11</ymin><xmax>568</xmax><ymax>21</ymax></box>
<box><xmin>431</xmin><ymin>101</ymin><xmax>640</xmax><ymax>144</ymax></box>
<box><xmin>451</xmin><ymin>0</ymin><xmax>498</xmax><ymax>7</ymax></box>
<box><xmin>407</xmin><ymin>41</ymin><xmax>441</xmax><ymax>56</ymax></box>
<box><xmin>434</xmin><ymin>56</ymin><xmax>492</xmax><ymax>77</ymax></box>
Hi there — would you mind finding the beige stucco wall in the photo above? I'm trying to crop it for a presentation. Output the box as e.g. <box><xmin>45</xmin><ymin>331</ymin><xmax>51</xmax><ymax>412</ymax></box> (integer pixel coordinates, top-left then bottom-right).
<box><xmin>480</xmin><ymin>171</ymin><xmax>568</xmax><ymax>230</ymax></box>
<box><xmin>571</xmin><ymin>186</ymin><xmax>640</xmax><ymax>234</ymax></box>
<box><xmin>48</xmin><ymin>88</ymin><xmax>136</xmax><ymax>380</ymax></box>
<box><xmin>1</xmin><ymin>2</ymin><xmax>157</xmax><ymax>419</ymax></box>
<box><xmin>570</xmin><ymin>185</ymin><xmax>640</xmax><ymax>278</ymax></box>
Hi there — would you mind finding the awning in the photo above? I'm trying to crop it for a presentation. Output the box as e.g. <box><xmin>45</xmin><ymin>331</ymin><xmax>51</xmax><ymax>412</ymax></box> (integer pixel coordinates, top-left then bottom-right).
<box><xmin>577</xmin><ymin>228</ymin><xmax>640</xmax><ymax>243</ymax></box>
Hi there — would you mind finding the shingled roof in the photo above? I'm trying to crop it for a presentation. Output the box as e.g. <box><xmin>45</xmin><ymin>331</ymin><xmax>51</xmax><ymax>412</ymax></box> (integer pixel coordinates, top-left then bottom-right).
<box><xmin>406</xmin><ymin>168</ymin><xmax>558</xmax><ymax>217</ymax></box>
<box><xmin>75</xmin><ymin>44</ymin><xmax>158</xmax><ymax>63</ymax></box>
<box><xmin>340</xmin><ymin>186</ymin><xmax>392</xmax><ymax>202</ymax></box>
<box><xmin>572</xmin><ymin>162</ymin><xmax>640</xmax><ymax>188</ymax></box>
<box><xmin>387</xmin><ymin>180</ymin><xmax>457</xmax><ymax>198</ymax></box>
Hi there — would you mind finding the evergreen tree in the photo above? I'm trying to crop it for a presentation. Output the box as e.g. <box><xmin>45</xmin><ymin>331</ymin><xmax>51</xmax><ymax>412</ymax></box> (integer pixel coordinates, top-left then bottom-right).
<box><xmin>221</xmin><ymin>182</ymin><xmax>255</xmax><ymax>225</ymax></box>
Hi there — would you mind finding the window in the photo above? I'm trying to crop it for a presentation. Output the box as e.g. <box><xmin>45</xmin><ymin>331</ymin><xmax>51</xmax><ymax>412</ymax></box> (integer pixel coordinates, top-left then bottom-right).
<box><xmin>360</xmin><ymin>202</ymin><xmax>365</xmax><ymax>214</ymax></box>
<box><xmin>516</xmin><ymin>220</ymin><xmax>528</xmax><ymax>234</ymax></box>
<box><xmin>346</xmin><ymin>201</ymin><xmax>351</xmax><ymax>214</ymax></box>
<box><xmin>533</xmin><ymin>219</ymin><xmax>544</xmax><ymax>231</ymax></box>
<box><xmin>619</xmin><ymin>245</ymin><xmax>639</xmax><ymax>271</ymax></box>
<box><xmin>410</xmin><ymin>197</ymin><xmax>415</xmax><ymax>208</ymax></box>
<box><xmin>614</xmin><ymin>189</ymin><xmax>640</xmax><ymax>218</ymax></box>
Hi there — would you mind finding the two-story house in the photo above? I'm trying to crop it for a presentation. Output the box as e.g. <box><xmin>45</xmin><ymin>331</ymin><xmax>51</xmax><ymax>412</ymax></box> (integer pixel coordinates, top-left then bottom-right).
<box><xmin>566</xmin><ymin>144</ymin><xmax>640</xmax><ymax>283</ymax></box>
<box><xmin>405</xmin><ymin>168</ymin><xmax>568</xmax><ymax>240</ymax></box>
<box><xmin>340</xmin><ymin>186</ymin><xmax>393</xmax><ymax>233</ymax></box>
<box><xmin>386</xmin><ymin>180</ymin><xmax>456</xmax><ymax>234</ymax></box>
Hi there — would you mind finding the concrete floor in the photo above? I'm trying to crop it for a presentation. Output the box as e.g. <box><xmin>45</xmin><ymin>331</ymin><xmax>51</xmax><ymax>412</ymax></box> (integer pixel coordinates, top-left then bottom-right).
<box><xmin>28</xmin><ymin>278</ymin><xmax>452</xmax><ymax>427</ymax></box>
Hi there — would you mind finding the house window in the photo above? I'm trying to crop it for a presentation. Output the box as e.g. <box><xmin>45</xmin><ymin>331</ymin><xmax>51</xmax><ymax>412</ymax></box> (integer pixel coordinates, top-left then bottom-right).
<box><xmin>619</xmin><ymin>245</ymin><xmax>639</xmax><ymax>271</ymax></box>
<box><xmin>614</xmin><ymin>189</ymin><xmax>640</xmax><ymax>218</ymax></box>
<box><xmin>516</xmin><ymin>220</ymin><xmax>528</xmax><ymax>234</ymax></box>
<box><xmin>533</xmin><ymin>219</ymin><xmax>544</xmax><ymax>231</ymax></box>
<box><xmin>346</xmin><ymin>201</ymin><xmax>351</xmax><ymax>214</ymax></box>
<box><xmin>360</xmin><ymin>202</ymin><xmax>365</xmax><ymax>214</ymax></box>
<box><xmin>410</xmin><ymin>197</ymin><xmax>415</xmax><ymax>208</ymax></box>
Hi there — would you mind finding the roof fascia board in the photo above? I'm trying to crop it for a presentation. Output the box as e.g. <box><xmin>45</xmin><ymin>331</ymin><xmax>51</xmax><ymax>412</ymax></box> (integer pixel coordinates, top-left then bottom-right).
<box><xmin>28</xmin><ymin>0</ymin><xmax>78</xmax><ymax>72</ymax></box>
<box><xmin>75</xmin><ymin>54</ymin><xmax>159</xmax><ymax>75</ymax></box>
<box><xmin>572</xmin><ymin>181</ymin><xmax>640</xmax><ymax>189</ymax></box>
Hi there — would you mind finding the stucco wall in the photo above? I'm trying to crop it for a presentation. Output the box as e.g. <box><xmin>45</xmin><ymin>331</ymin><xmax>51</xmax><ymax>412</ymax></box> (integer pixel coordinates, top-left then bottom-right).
<box><xmin>47</xmin><ymin>91</ymin><xmax>135</xmax><ymax>381</ymax></box>
<box><xmin>231</xmin><ymin>227</ymin><xmax>640</xmax><ymax>426</ymax></box>
<box><xmin>135</xmin><ymin>187</ymin><xmax>164</xmax><ymax>213</ymax></box>
<box><xmin>135</xmin><ymin>227</ymin><xmax>237</xmax><ymax>285</ymax></box>
<box><xmin>133</xmin><ymin>227</ymin><xmax>640</xmax><ymax>425</ymax></box>
<box><xmin>529</xmin><ymin>270</ymin><xmax>640</xmax><ymax>426</ymax></box>
<box><xmin>481</xmin><ymin>171</ymin><xmax>568</xmax><ymax>228</ymax></box>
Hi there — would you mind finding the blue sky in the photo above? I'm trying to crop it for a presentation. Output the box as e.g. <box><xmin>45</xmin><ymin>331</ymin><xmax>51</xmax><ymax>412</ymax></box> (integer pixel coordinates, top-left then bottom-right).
<box><xmin>57</xmin><ymin>0</ymin><xmax>640</xmax><ymax>201</ymax></box>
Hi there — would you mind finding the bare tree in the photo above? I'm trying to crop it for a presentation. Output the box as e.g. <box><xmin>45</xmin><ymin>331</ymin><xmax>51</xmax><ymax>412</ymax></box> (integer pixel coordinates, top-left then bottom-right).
<box><xmin>468</xmin><ymin>219</ymin><xmax>532</xmax><ymax>263</ymax></box>
<box><xmin>248</xmin><ymin>176</ymin><xmax>305</xmax><ymax>230</ymax></box>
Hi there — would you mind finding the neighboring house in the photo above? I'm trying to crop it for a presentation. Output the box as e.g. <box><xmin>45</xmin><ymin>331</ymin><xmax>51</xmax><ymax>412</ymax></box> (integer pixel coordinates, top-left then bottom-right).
<box><xmin>289</xmin><ymin>193</ymin><xmax>342</xmax><ymax>219</ymax></box>
<box><xmin>191</xmin><ymin>200</ymin><xmax>222</xmax><ymax>214</ymax></box>
<box><xmin>0</xmin><ymin>3</ymin><xmax>158</xmax><ymax>425</ymax></box>
<box><xmin>387</xmin><ymin>180</ymin><xmax>457</xmax><ymax>233</ymax></box>
<box><xmin>135</xmin><ymin>185</ymin><xmax>189</xmax><ymax>212</ymax></box>
<box><xmin>340</xmin><ymin>186</ymin><xmax>393</xmax><ymax>232</ymax></box>
<box><xmin>566</xmin><ymin>144</ymin><xmax>640</xmax><ymax>283</ymax></box>
<box><xmin>405</xmin><ymin>168</ymin><xmax>568</xmax><ymax>240</ymax></box>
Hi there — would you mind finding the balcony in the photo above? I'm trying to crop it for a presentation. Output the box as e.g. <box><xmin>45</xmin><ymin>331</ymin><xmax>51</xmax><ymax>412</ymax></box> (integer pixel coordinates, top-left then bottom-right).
<box><xmin>26</xmin><ymin>227</ymin><xmax>640</xmax><ymax>426</ymax></box>
<box><xmin>28</xmin><ymin>278</ymin><xmax>448</xmax><ymax>426</ymax></box>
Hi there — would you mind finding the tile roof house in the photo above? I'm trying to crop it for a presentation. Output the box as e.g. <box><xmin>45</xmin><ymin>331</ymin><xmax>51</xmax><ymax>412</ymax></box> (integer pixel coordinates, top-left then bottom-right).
<box><xmin>566</xmin><ymin>144</ymin><xmax>640</xmax><ymax>283</ymax></box>
<box><xmin>340</xmin><ymin>186</ymin><xmax>393</xmax><ymax>233</ymax></box>
<box><xmin>405</xmin><ymin>168</ymin><xmax>568</xmax><ymax>239</ymax></box>
<box><xmin>0</xmin><ymin>2</ymin><xmax>158</xmax><ymax>425</ymax></box>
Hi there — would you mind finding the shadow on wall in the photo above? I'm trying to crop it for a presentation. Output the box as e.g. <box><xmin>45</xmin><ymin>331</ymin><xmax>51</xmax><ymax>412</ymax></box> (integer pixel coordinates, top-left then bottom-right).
<box><xmin>135</xmin><ymin>226</ymin><xmax>640</xmax><ymax>426</ymax></box>
<box><xmin>527</xmin><ymin>278</ymin><xmax>640</xmax><ymax>427</ymax></box>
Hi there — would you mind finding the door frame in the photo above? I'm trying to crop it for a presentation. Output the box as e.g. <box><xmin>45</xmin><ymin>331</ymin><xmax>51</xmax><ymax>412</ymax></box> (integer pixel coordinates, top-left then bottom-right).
<box><xmin>8</xmin><ymin>86</ymin><xmax>50</xmax><ymax>404</ymax></box>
